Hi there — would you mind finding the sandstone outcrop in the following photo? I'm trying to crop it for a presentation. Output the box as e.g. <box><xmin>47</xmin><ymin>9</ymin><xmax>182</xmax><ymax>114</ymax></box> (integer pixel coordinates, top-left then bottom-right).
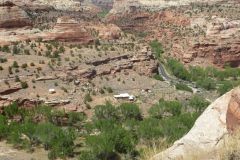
<box><xmin>227</xmin><ymin>89</ymin><xmax>240</xmax><ymax>132</ymax></box>
<box><xmin>46</xmin><ymin>16</ymin><xmax>95</xmax><ymax>43</ymax></box>
<box><xmin>153</xmin><ymin>87</ymin><xmax>240</xmax><ymax>160</ymax></box>
<box><xmin>88</xmin><ymin>24</ymin><xmax>122</xmax><ymax>40</ymax></box>
<box><xmin>0</xmin><ymin>1</ymin><xmax>31</xmax><ymax>28</ymax></box>
<box><xmin>0</xmin><ymin>14</ymin><xmax>122</xmax><ymax>45</ymax></box>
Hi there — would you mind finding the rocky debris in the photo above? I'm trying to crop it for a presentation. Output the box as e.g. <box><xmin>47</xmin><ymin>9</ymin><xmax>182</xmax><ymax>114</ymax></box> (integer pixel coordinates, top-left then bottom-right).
<box><xmin>36</xmin><ymin>76</ymin><xmax>58</xmax><ymax>81</ymax></box>
<box><xmin>60</xmin><ymin>68</ymin><xmax>97</xmax><ymax>82</ymax></box>
<box><xmin>77</xmin><ymin>68</ymin><xmax>97</xmax><ymax>79</ymax></box>
<box><xmin>114</xmin><ymin>61</ymin><xmax>133</xmax><ymax>72</ymax></box>
<box><xmin>0</xmin><ymin>1</ymin><xmax>32</xmax><ymax>28</ymax></box>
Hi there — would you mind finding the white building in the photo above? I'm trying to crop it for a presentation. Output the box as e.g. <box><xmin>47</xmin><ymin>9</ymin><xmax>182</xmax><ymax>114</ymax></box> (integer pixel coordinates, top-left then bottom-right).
<box><xmin>49</xmin><ymin>89</ymin><xmax>56</xmax><ymax>94</ymax></box>
<box><xmin>114</xmin><ymin>93</ymin><xmax>135</xmax><ymax>101</ymax></box>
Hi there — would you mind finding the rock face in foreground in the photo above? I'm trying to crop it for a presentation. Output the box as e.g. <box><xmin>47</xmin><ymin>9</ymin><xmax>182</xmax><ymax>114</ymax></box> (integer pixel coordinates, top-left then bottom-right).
<box><xmin>153</xmin><ymin>87</ymin><xmax>240</xmax><ymax>160</ymax></box>
<box><xmin>226</xmin><ymin>89</ymin><xmax>240</xmax><ymax>132</ymax></box>
<box><xmin>0</xmin><ymin>1</ymin><xmax>31</xmax><ymax>28</ymax></box>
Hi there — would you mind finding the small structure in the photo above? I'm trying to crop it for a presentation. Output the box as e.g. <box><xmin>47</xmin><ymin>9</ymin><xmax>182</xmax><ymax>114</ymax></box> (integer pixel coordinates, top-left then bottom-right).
<box><xmin>48</xmin><ymin>89</ymin><xmax>56</xmax><ymax>94</ymax></box>
<box><xmin>114</xmin><ymin>93</ymin><xmax>135</xmax><ymax>101</ymax></box>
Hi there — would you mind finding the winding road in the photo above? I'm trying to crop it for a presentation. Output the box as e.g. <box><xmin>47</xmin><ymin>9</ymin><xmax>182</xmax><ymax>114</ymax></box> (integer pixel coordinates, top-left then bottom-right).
<box><xmin>158</xmin><ymin>63</ymin><xmax>201</xmax><ymax>93</ymax></box>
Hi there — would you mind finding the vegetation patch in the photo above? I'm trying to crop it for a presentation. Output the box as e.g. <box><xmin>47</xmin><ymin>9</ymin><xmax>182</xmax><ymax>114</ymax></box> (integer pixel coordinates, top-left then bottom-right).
<box><xmin>175</xmin><ymin>83</ymin><xmax>193</xmax><ymax>92</ymax></box>
<box><xmin>0</xmin><ymin>97</ymin><xmax>209</xmax><ymax>160</ymax></box>
<box><xmin>167</xmin><ymin>58</ymin><xmax>240</xmax><ymax>94</ymax></box>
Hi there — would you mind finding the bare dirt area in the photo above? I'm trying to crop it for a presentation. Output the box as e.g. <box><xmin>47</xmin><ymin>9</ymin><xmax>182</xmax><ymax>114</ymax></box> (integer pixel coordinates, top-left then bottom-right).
<box><xmin>0</xmin><ymin>141</ymin><xmax>48</xmax><ymax>160</ymax></box>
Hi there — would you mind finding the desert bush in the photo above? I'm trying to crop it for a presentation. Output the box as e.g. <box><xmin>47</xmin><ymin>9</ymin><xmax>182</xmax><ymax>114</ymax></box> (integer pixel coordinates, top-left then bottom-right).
<box><xmin>167</xmin><ymin>58</ymin><xmax>191</xmax><ymax>81</ymax></box>
<box><xmin>196</xmin><ymin>78</ymin><xmax>216</xmax><ymax>90</ymax></box>
<box><xmin>21</xmin><ymin>81</ymin><xmax>29</xmax><ymax>89</ymax></box>
<box><xmin>138</xmin><ymin>118</ymin><xmax>163</xmax><ymax>140</ymax></box>
<box><xmin>12</xmin><ymin>61</ymin><xmax>19</xmax><ymax>68</ymax></box>
<box><xmin>149</xmin><ymin>99</ymin><xmax>182</xmax><ymax>119</ymax></box>
<box><xmin>118</xmin><ymin>103</ymin><xmax>142</xmax><ymax>121</ymax></box>
<box><xmin>94</xmin><ymin>102</ymin><xmax>118</xmax><ymax>121</ymax></box>
<box><xmin>218</xmin><ymin>82</ymin><xmax>234</xmax><ymax>95</ymax></box>
<box><xmin>153</xmin><ymin>74</ymin><xmax>164</xmax><ymax>81</ymax></box>
<box><xmin>84</xmin><ymin>93</ymin><xmax>92</xmax><ymax>103</ymax></box>
<box><xmin>175</xmin><ymin>83</ymin><xmax>193</xmax><ymax>92</ymax></box>
<box><xmin>150</xmin><ymin>40</ymin><xmax>164</xmax><ymax>59</ymax></box>
<box><xmin>189</xmin><ymin>95</ymin><xmax>209</xmax><ymax>112</ymax></box>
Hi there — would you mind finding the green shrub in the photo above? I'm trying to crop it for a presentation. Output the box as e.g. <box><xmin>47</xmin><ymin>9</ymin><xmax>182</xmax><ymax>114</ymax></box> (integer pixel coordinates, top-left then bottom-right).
<box><xmin>218</xmin><ymin>82</ymin><xmax>234</xmax><ymax>95</ymax></box>
<box><xmin>21</xmin><ymin>63</ymin><xmax>28</xmax><ymax>69</ymax></box>
<box><xmin>160</xmin><ymin>113</ymin><xmax>199</xmax><ymax>143</ymax></box>
<box><xmin>68</xmin><ymin>112</ymin><xmax>86</xmax><ymax>125</ymax></box>
<box><xmin>1</xmin><ymin>45</ymin><xmax>10</xmax><ymax>53</ymax></box>
<box><xmin>12</xmin><ymin>61</ymin><xmax>19</xmax><ymax>68</ymax></box>
<box><xmin>0</xmin><ymin>58</ymin><xmax>7</xmax><ymax>63</ymax></box>
<box><xmin>118</xmin><ymin>103</ymin><xmax>142</xmax><ymax>121</ymax></box>
<box><xmin>150</xmin><ymin>40</ymin><xmax>164</xmax><ymax>59</ymax></box>
<box><xmin>106</xmin><ymin>87</ymin><xmax>113</xmax><ymax>93</ymax></box>
<box><xmin>196</xmin><ymin>78</ymin><xmax>216</xmax><ymax>90</ymax></box>
<box><xmin>94</xmin><ymin>102</ymin><xmax>118</xmax><ymax>121</ymax></box>
<box><xmin>84</xmin><ymin>93</ymin><xmax>92</xmax><ymax>103</ymax></box>
<box><xmin>167</xmin><ymin>58</ymin><xmax>190</xmax><ymax>81</ymax></box>
<box><xmin>12</xmin><ymin>45</ymin><xmax>20</xmax><ymax>55</ymax></box>
<box><xmin>138</xmin><ymin>118</ymin><xmax>163</xmax><ymax>140</ymax></box>
<box><xmin>86</xmin><ymin>126</ymin><xmax>136</xmax><ymax>160</ymax></box>
<box><xmin>153</xmin><ymin>74</ymin><xmax>164</xmax><ymax>81</ymax></box>
<box><xmin>175</xmin><ymin>83</ymin><xmax>193</xmax><ymax>92</ymax></box>
<box><xmin>0</xmin><ymin>115</ymin><xmax>8</xmax><ymax>139</ymax></box>
<box><xmin>189</xmin><ymin>95</ymin><xmax>209</xmax><ymax>112</ymax></box>
<box><xmin>149</xmin><ymin>99</ymin><xmax>182</xmax><ymax>118</ymax></box>
<box><xmin>21</xmin><ymin>81</ymin><xmax>29</xmax><ymax>89</ymax></box>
